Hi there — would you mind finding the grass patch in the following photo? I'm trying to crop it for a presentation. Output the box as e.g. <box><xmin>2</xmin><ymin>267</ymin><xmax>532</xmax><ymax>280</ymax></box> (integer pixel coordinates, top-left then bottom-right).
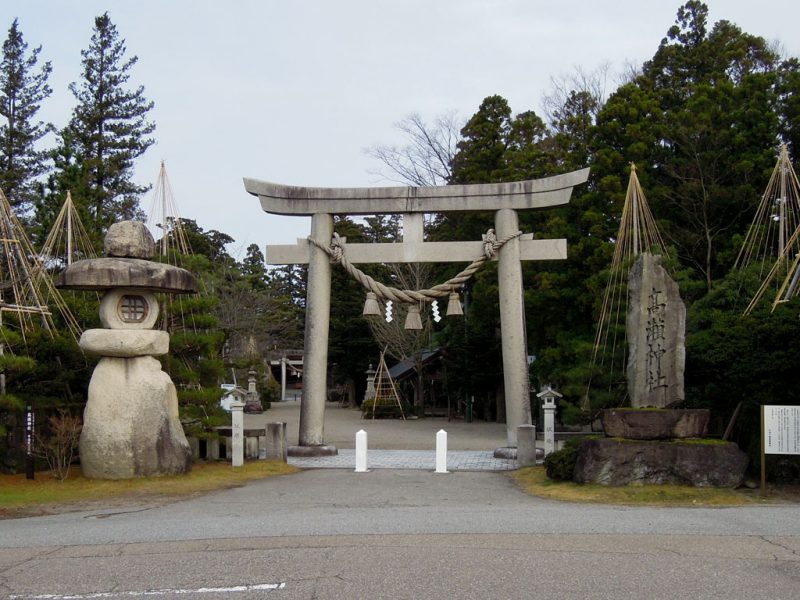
<box><xmin>0</xmin><ymin>460</ymin><xmax>298</xmax><ymax>518</ymax></box>
<box><xmin>511</xmin><ymin>466</ymin><xmax>758</xmax><ymax>506</ymax></box>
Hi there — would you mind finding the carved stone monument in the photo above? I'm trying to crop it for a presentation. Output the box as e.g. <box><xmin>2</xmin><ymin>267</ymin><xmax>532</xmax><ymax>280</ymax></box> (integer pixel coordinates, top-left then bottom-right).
<box><xmin>626</xmin><ymin>253</ymin><xmax>685</xmax><ymax>408</ymax></box>
<box><xmin>57</xmin><ymin>221</ymin><xmax>197</xmax><ymax>479</ymax></box>
<box><xmin>578</xmin><ymin>252</ymin><xmax>747</xmax><ymax>487</ymax></box>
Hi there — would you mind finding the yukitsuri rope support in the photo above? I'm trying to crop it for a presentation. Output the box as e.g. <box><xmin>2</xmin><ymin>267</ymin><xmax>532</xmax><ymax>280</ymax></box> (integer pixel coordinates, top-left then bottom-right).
<box><xmin>306</xmin><ymin>228</ymin><xmax>523</xmax><ymax>304</ymax></box>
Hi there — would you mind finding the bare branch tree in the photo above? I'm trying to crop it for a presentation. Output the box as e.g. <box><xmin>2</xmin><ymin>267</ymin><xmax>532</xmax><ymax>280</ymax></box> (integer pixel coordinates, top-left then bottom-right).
<box><xmin>365</xmin><ymin>262</ymin><xmax>434</xmax><ymax>361</ymax></box>
<box><xmin>364</xmin><ymin>262</ymin><xmax>437</xmax><ymax>410</ymax></box>
<box><xmin>617</xmin><ymin>59</ymin><xmax>643</xmax><ymax>86</ymax></box>
<box><xmin>541</xmin><ymin>63</ymin><xmax>612</xmax><ymax>128</ymax></box>
<box><xmin>365</xmin><ymin>111</ymin><xmax>462</xmax><ymax>186</ymax></box>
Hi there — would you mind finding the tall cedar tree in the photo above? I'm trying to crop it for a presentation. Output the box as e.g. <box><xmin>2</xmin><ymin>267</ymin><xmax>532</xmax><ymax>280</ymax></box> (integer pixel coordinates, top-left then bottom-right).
<box><xmin>64</xmin><ymin>12</ymin><xmax>155</xmax><ymax>237</ymax></box>
<box><xmin>595</xmin><ymin>1</ymin><xmax>788</xmax><ymax>292</ymax></box>
<box><xmin>0</xmin><ymin>19</ymin><xmax>52</xmax><ymax>214</ymax></box>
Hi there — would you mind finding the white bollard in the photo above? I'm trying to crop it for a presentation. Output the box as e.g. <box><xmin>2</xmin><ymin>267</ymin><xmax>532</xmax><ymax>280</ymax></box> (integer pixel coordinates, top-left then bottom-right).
<box><xmin>230</xmin><ymin>401</ymin><xmax>244</xmax><ymax>467</ymax></box>
<box><xmin>435</xmin><ymin>429</ymin><xmax>448</xmax><ymax>473</ymax></box>
<box><xmin>355</xmin><ymin>429</ymin><xmax>368</xmax><ymax>472</ymax></box>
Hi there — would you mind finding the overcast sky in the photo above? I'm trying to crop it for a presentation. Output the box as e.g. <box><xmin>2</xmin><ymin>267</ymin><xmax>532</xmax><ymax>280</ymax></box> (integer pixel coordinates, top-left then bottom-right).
<box><xmin>7</xmin><ymin>1</ymin><xmax>800</xmax><ymax>259</ymax></box>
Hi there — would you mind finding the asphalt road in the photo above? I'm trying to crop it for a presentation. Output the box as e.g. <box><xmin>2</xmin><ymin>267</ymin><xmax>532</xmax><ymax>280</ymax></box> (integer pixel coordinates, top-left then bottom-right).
<box><xmin>2</xmin><ymin>470</ymin><xmax>799</xmax><ymax>599</ymax></box>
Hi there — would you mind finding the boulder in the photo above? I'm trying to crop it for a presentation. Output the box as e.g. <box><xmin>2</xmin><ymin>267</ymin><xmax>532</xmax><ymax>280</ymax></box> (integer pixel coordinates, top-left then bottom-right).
<box><xmin>104</xmin><ymin>221</ymin><xmax>155</xmax><ymax>259</ymax></box>
<box><xmin>79</xmin><ymin>356</ymin><xmax>192</xmax><ymax>479</ymax></box>
<box><xmin>573</xmin><ymin>438</ymin><xmax>748</xmax><ymax>487</ymax></box>
<box><xmin>601</xmin><ymin>408</ymin><xmax>710</xmax><ymax>440</ymax></box>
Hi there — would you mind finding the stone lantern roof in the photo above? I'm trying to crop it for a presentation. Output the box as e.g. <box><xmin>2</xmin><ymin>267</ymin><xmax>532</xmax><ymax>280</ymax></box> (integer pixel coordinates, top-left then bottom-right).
<box><xmin>56</xmin><ymin>221</ymin><xmax>197</xmax><ymax>294</ymax></box>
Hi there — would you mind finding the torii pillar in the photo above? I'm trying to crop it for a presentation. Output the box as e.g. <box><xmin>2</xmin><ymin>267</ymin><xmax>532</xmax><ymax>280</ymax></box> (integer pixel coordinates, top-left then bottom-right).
<box><xmin>245</xmin><ymin>169</ymin><xmax>589</xmax><ymax>455</ymax></box>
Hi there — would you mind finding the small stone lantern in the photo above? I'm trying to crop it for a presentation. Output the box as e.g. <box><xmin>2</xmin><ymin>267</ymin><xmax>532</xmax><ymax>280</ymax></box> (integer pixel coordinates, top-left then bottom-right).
<box><xmin>244</xmin><ymin>369</ymin><xmax>263</xmax><ymax>413</ymax></box>
<box><xmin>364</xmin><ymin>364</ymin><xmax>376</xmax><ymax>403</ymax></box>
<box><xmin>57</xmin><ymin>221</ymin><xmax>197</xmax><ymax>479</ymax></box>
<box><xmin>537</xmin><ymin>385</ymin><xmax>562</xmax><ymax>458</ymax></box>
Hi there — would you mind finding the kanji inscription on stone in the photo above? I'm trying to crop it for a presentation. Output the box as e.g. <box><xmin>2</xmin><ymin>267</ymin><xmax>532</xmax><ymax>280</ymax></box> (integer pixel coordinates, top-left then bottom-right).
<box><xmin>627</xmin><ymin>254</ymin><xmax>686</xmax><ymax>408</ymax></box>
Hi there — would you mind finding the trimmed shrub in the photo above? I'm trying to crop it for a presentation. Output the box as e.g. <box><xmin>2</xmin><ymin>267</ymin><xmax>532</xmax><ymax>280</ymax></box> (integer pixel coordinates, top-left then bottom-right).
<box><xmin>544</xmin><ymin>437</ymin><xmax>593</xmax><ymax>481</ymax></box>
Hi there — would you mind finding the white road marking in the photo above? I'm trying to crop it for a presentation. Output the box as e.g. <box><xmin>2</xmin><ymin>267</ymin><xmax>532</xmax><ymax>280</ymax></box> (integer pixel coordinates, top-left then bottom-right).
<box><xmin>10</xmin><ymin>582</ymin><xmax>286</xmax><ymax>599</ymax></box>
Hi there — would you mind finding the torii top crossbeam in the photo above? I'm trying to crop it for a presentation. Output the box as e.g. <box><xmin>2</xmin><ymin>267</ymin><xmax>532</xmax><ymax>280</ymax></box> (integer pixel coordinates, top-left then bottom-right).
<box><xmin>243</xmin><ymin>168</ymin><xmax>589</xmax><ymax>216</ymax></box>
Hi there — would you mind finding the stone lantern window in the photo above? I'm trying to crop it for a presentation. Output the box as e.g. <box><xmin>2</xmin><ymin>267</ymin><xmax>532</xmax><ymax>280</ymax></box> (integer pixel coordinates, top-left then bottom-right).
<box><xmin>99</xmin><ymin>289</ymin><xmax>159</xmax><ymax>330</ymax></box>
<box><xmin>119</xmin><ymin>294</ymin><xmax>149</xmax><ymax>323</ymax></box>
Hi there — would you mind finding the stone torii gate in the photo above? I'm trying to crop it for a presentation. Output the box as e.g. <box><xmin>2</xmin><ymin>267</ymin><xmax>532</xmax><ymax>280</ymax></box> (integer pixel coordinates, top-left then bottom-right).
<box><xmin>244</xmin><ymin>168</ymin><xmax>589</xmax><ymax>455</ymax></box>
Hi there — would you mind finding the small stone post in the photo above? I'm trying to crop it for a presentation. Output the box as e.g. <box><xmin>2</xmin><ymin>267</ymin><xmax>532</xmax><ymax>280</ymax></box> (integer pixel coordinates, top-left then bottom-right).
<box><xmin>265</xmin><ymin>421</ymin><xmax>287</xmax><ymax>461</ymax></box>
<box><xmin>516</xmin><ymin>424</ymin><xmax>537</xmax><ymax>466</ymax></box>
<box><xmin>537</xmin><ymin>386</ymin><xmax>562</xmax><ymax>458</ymax></box>
<box><xmin>207</xmin><ymin>437</ymin><xmax>220</xmax><ymax>460</ymax></box>
<box><xmin>435</xmin><ymin>429</ymin><xmax>448</xmax><ymax>473</ymax></box>
<box><xmin>231</xmin><ymin>401</ymin><xmax>244</xmax><ymax>467</ymax></box>
<box><xmin>355</xmin><ymin>429</ymin><xmax>368</xmax><ymax>472</ymax></box>
<box><xmin>188</xmin><ymin>436</ymin><xmax>200</xmax><ymax>460</ymax></box>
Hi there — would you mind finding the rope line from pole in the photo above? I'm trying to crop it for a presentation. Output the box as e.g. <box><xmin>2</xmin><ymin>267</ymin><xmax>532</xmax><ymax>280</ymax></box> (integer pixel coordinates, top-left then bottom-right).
<box><xmin>306</xmin><ymin>229</ymin><xmax>523</xmax><ymax>304</ymax></box>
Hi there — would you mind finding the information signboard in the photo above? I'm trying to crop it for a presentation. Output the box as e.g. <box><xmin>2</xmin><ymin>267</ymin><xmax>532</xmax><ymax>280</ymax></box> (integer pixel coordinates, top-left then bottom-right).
<box><xmin>763</xmin><ymin>405</ymin><xmax>800</xmax><ymax>455</ymax></box>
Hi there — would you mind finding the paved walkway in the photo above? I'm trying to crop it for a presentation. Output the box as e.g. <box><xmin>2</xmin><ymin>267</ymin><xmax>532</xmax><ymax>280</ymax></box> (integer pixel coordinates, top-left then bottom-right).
<box><xmin>288</xmin><ymin>449</ymin><xmax>518</xmax><ymax>471</ymax></box>
<box><xmin>247</xmin><ymin>401</ymin><xmax>521</xmax><ymax>471</ymax></box>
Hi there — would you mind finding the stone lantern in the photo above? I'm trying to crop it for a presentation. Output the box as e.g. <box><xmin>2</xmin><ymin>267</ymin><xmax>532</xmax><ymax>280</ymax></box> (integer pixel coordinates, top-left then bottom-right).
<box><xmin>536</xmin><ymin>385</ymin><xmax>562</xmax><ymax>458</ymax></box>
<box><xmin>57</xmin><ymin>221</ymin><xmax>197</xmax><ymax>479</ymax></box>
<box><xmin>364</xmin><ymin>364</ymin><xmax>376</xmax><ymax>403</ymax></box>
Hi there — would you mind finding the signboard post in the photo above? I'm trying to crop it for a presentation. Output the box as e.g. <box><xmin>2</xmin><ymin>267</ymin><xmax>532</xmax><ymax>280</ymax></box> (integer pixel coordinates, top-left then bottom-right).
<box><xmin>25</xmin><ymin>405</ymin><xmax>34</xmax><ymax>480</ymax></box>
<box><xmin>761</xmin><ymin>405</ymin><xmax>800</xmax><ymax>495</ymax></box>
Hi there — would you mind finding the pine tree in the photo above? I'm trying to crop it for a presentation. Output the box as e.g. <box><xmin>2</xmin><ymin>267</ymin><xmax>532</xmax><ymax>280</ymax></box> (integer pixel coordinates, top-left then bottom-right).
<box><xmin>61</xmin><ymin>12</ymin><xmax>155</xmax><ymax>234</ymax></box>
<box><xmin>0</xmin><ymin>18</ymin><xmax>52</xmax><ymax>214</ymax></box>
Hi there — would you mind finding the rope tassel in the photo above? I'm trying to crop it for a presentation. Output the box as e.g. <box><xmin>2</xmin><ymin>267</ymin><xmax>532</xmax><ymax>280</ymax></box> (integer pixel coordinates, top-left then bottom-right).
<box><xmin>362</xmin><ymin>292</ymin><xmax>381</xmax><ymax>316</ymax></box>
<box><xmin>404</xmin><ymin>305</ymin><xmax>423</xmax><ymax>330</ymax></box>
<box><xmin>446</xmin><ymin>292</ymin><xmax>463</xmax><ymax>316</ymax></box>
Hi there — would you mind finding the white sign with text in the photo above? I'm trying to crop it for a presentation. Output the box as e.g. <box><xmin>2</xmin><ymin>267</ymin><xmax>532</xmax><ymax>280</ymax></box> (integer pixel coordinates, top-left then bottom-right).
<box><xmin>764</xmin><ymin>405</ymin><xmax>800</xmax><ymax>455</ymax></box>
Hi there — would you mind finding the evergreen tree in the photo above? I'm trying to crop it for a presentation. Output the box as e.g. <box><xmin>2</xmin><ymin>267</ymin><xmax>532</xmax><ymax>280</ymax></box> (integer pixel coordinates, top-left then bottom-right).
<box><xmin>440</xmin><ymin>91</ymin><xmax>611</xmax><ymax>420</ymax></box>
<box><xmin>449</xmin><ymin>95</ymin><xmax>512</xmax><ymax>185</ymax></box>
<box><xmin>241</xmin><ymin>243</ymin><xmax>269</xmax><ymax>290</ymax></box>
<box><xmin>685</xmin><ymin>266</ymin><xmax>800</xmax><ymax>470</ymax></box>
<box><xmin>542</xmin><ymin>1</ymin><xmax>796</xmax><ymax>422</ymax></box>
<box><xmin>0</xmin><ymin>18</ymin><xmax>52</xmax><ymax>214</ymax></box>
<box><xmin>776</xmin><ymin>58</ymin><xmax>800</xmax><ymax>159</ymax></box>
<box><xmin>584</xmin><ymin>1</ymin><xmax>792</xmax><ymax>294</ymax></box>
<box><xmin>57</xmin><ymin>12</ymin><xmax>155</xmax><ymax>236</ymax></box>
<box><xmin>549</xmin><ymin>90</ymin><xmax>597</xmax><ymax>170</ymax></box>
